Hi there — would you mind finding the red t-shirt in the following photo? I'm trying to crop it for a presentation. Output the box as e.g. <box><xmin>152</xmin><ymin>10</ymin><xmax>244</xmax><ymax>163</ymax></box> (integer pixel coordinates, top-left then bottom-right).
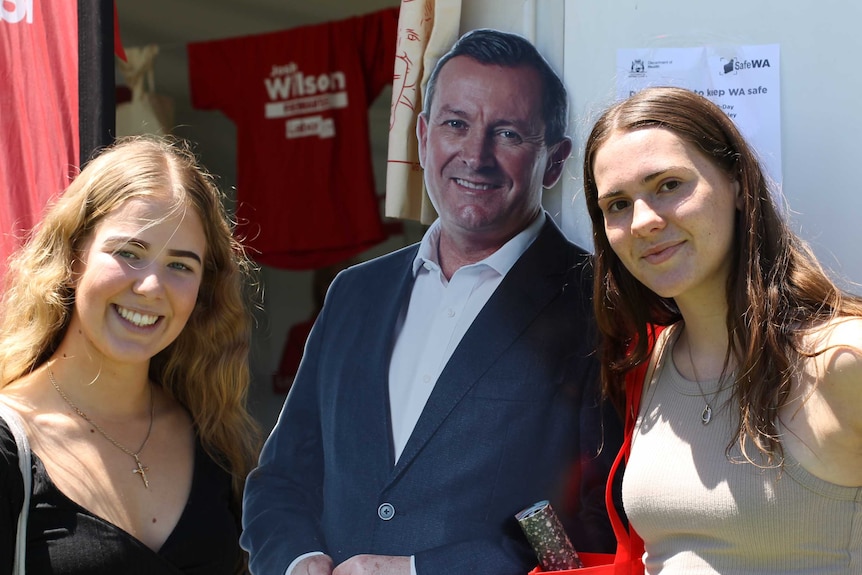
<box><xmin>0</xmin><ymin>1</ymin><xmax>79</xmax><ymax>277</ymax></box>
<box><xmin>188</xmin><ymin>7</ymin><xmax>399</xmax><ymax>269</ymax></box>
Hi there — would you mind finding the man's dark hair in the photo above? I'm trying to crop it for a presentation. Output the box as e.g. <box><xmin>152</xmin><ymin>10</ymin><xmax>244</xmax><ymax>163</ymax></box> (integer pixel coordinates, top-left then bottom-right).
<box><xmin>422</xmin><ymin>28</ymin><xmax>569</xmax><ymax>145</ymax></box>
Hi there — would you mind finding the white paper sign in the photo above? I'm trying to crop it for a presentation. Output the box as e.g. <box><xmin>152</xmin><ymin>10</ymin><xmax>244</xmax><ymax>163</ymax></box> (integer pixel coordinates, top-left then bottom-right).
<box><xmin>616</xmin><ymin>44</ymin><xmax>781</xmax><ymax>186</ymax></box>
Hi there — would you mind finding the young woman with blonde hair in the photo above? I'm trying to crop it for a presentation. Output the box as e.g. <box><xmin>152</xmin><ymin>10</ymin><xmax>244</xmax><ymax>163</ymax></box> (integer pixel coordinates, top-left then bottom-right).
<box><xmin>0</xmin><ymin>136</ymin><xmax>260</xmax><ymax>574</ymax></box>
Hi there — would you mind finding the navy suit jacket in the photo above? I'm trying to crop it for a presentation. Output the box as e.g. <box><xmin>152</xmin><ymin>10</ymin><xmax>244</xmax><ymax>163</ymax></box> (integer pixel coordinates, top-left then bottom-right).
<box><xmin>241</xmin><ymin>218</ymin><xmax>622</xmax><ymax>575</ymax></box>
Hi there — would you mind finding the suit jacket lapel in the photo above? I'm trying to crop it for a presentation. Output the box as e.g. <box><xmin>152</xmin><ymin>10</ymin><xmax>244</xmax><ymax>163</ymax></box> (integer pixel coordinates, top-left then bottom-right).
<box><xmin>389</xmin><ymin>220</ymin><xmax>576</xmax><ymax>480</ymax></box>
<box><xmin>355</xmin><ymin>247</ymin><xmax>420</xmax><ymax>476</ymax></box>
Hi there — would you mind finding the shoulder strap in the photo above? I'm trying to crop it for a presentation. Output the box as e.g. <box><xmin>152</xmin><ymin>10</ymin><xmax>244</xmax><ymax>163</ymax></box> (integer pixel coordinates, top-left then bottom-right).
<box><xmin>0</xmin><ymin>403</ymin><xmax>31</xmax><ymax>575</ymax></box>
<box><xmin>604</xmin><ymin>325</ymin><xmax>668</xmax><ymax>570</ymax></box>
<box><xmin>624</xmin><ymin>325</ymin><xmax>669</xmax><ymax>458</ymax></box>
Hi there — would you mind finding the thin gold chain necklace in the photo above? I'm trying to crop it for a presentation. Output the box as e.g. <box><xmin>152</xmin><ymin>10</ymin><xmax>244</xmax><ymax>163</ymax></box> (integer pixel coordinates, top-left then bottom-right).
<box><xmin>48</xmin><ymin>369</ymin><xmax>155</xmax><ymax>488</ymax></box>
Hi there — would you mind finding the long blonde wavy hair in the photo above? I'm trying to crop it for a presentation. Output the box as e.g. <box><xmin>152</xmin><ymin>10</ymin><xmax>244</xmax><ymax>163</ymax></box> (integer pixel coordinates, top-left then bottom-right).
<box><xmin>0</xmin><ymin>136</ymin><xmax>261</xmax><ymax>514</ymax></box>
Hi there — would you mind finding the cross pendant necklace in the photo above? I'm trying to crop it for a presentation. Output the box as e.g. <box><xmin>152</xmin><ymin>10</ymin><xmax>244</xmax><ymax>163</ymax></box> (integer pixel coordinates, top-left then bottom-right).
<box><xmin>132</xmin><ymin>454</ymin><xmax>150</xmax><ymax>488</ymax></box>
<box><xmin>49</xmin><ymin>369</ymin><xmax>155</xmax><ymax>488</ymax></box>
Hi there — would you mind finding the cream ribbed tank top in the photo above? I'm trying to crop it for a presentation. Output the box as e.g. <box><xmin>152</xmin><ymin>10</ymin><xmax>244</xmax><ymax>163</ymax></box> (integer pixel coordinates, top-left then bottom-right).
<box><xmin>623</xmin><ymin>325</ymin><xmax>862</xmax><ymax>574</ymax></box>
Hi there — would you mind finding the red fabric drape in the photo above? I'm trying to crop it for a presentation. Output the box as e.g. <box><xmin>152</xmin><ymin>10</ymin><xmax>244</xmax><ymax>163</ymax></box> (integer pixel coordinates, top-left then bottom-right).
<box><xmin>0</xmin><ymin>2</ymin><xmax>80</xmax><ymax>278</ymax></box>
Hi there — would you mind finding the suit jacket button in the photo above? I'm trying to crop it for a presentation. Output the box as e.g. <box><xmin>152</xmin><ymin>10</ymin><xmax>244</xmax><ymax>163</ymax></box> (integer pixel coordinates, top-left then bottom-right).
<box><xmin>377</xmin><ymin>502</ymin><xmax>395</xmax><ymax>520</ymax></box>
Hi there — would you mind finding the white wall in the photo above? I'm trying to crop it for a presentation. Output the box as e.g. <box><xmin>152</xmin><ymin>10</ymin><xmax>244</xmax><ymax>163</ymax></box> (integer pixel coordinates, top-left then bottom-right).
<box><xmin>560</xmin><ymin>0</ymin><xmax>862</xmax><ymax>288</ymax></box>
<box><xmin>461</xmin><ymin>0</ymin><xmax>569</xmax><ymax>223</ymax></box>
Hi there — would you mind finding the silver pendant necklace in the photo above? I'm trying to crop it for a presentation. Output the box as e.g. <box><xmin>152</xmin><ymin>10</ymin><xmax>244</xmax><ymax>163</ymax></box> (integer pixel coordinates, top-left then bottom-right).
<box><xmin>685</xmin><ymin>338</ymin><xmax>718</xmax><ymax>426</ymax></box>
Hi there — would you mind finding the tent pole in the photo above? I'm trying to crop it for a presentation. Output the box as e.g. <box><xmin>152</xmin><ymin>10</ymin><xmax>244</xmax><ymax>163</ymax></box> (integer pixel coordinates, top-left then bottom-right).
<box><xmin>78</xmin><ymin>0</ymin><xmax>115</xmax><ymax>165</ymax></box>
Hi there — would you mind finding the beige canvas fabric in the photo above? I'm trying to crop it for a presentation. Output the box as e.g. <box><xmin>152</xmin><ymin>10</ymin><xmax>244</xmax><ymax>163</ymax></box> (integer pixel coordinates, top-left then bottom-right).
<box><xmin>385</xmin><ymin>0</ymin><xmax>461</xmax><ymax>224</ymax></box>
<box><xmin>116</xmin><ymin>45</ymin><xmax>175</xmax><ymax>137</ymax></box>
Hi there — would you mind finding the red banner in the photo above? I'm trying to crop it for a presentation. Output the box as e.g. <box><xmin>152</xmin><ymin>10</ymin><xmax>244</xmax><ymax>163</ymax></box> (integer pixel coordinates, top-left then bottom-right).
<box><xmin>0</xmin><ymin>1</ymin><xmax>80</xmax><ymax>277</ymax></box>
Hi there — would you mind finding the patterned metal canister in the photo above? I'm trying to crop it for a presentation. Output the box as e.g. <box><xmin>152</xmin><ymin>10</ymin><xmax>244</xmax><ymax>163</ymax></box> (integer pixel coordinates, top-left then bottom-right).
<box><xmin>516</xmin><ymin>500</ymin><xmax>584</xmax><ymax>571</ymax></box>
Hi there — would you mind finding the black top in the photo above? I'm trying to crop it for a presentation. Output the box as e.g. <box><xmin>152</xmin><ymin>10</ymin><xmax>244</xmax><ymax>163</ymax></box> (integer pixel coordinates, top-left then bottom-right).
<box><xmin>0</xmin><ymin>419</ymin><xmax>242</xmax><ymax>574</ymax></box>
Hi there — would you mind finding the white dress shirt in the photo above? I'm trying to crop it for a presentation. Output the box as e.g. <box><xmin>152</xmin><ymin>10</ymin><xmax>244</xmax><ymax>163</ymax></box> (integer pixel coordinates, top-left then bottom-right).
<box><xmin>387</xmin><ymin>211</ymin><xmax>545</xmax><ymax>461</ymax></box>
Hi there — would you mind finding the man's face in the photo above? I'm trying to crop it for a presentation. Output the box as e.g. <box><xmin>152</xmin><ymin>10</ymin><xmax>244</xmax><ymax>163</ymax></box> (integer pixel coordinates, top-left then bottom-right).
<box><xmin>417</xmin><ymin>56</ymin><xmax>570</xmax><ymax>250</ymax></box>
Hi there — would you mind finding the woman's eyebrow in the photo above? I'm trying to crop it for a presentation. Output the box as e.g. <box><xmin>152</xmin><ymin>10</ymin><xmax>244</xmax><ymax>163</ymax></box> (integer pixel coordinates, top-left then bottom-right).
<box><xmin>168</xmin><ymin>249</ymin><xmax>202</xmax><ymax>264</ymax></box>
<box><xmin>104</xmin><ymin>236</ymin><xmax>202</xmax><ymax>264</ymax></box>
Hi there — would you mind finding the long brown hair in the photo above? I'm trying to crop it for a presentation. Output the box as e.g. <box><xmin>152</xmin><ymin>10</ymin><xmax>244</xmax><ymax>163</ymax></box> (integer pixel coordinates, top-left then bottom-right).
<box><xmin>582</xmin><ymin>86</ymin><xmax>862</xmax><ymax>462</ymax></box>
<box><xmin>0</xmin><ymin>136</ymin><xmax>261</xmax><ymax>513</ymax></box>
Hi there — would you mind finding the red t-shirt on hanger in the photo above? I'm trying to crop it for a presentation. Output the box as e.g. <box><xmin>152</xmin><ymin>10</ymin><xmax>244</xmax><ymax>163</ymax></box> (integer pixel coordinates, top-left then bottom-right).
<box><xmin>188</xmin><ymin>7</ymin><xmax>399</xmax><ymax>270</ymax></box>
